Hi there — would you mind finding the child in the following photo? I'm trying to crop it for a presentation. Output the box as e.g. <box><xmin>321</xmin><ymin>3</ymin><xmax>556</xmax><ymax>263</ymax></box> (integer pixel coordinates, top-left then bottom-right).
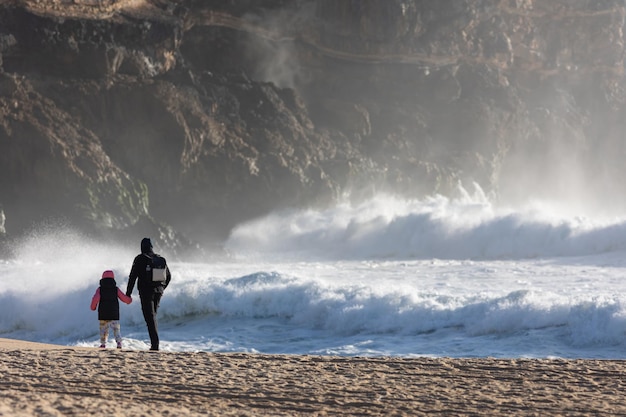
<box><xmin>90</xmin><ymin>270</ymin><xmax>132</xmax><ymax>349</ymax></box>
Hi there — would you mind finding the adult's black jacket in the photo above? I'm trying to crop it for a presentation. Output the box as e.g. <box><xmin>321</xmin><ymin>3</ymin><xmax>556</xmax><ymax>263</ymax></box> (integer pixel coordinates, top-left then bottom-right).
<box><xmin>126</xmin><ymin>253</ymin><xmax>171</xmax><ymax>297</ymax></box>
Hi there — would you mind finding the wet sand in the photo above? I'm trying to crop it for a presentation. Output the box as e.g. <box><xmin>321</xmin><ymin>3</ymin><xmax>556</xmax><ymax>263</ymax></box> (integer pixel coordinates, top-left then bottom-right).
<box><xmin>1</xmin><ymin>338</ymin><xmax>625</xmax><ymax>416</ymax></box>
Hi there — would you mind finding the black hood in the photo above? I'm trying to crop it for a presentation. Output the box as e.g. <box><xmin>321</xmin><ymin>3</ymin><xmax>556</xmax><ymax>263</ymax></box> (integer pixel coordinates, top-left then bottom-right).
<box><xmin>141</xmin><ymin>237</ymin><xmax>154</xmax><ymax>255</ymax></box>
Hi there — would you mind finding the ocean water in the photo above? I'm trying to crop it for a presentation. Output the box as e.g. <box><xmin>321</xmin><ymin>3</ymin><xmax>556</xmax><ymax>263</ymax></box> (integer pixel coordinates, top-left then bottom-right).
<box><xmin>2</xmin><ymin>189</ymin><xmax>626</xmax><ymax>359</ymax></box>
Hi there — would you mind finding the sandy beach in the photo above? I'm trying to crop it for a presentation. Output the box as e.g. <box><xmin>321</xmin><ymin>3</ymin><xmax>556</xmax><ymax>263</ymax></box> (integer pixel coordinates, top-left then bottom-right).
<box><xmin>1</xmin><ymin>338</ymin><xmax>625</xmax><ymax>416</ymax></box>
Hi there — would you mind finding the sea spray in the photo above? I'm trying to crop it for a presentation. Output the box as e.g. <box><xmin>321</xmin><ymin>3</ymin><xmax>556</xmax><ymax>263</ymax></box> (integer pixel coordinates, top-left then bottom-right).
<box><xmin>2</xmin><ymin>195</ymin><xmax>626</xmax><ymax>357</ymax></box>
<box><xmin>226</xmin><ymin>190</ymin><xmax>626</xmax><ymax>261</ymax></box>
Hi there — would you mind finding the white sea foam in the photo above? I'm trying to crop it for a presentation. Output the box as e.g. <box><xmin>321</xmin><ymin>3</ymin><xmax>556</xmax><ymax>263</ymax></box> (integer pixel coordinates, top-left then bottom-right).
<box><xmin>2</xmin><ymin>192</ymin><xmax>626</xmax><ymax>358</ymax></box>
<box><xmin>226</xmin><ymin>188</ymin><xmax>626</xmax><ymax>261</ymax></box>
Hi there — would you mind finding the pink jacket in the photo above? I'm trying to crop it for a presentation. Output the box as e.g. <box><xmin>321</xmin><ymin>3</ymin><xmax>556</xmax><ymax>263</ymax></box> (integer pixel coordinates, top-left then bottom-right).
<box><xmin>90</xmin><ymin>287</ymin><xmax>132</xmax><ymax>311</ymax></box>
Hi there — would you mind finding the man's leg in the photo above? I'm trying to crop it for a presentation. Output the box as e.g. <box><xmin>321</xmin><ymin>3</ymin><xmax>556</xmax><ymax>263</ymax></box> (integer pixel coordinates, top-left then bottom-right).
<box><xmin>151</xmin><ymin>292</ymin><xmax>162</xmax><ymax>349</ymax></box>
<box><xmin>141</xmin><ymin>292</ymin><xmax>160</xmax><ymax>350</ymax></box>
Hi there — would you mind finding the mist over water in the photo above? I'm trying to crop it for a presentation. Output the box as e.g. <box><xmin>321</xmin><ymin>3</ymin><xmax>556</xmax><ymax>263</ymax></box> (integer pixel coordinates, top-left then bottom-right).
<box><xmin>226</xmin><ymin>184</ymin><xmax>626</xmax><ymax>261</ymax></box>
<box><xmin>3</xmin><ymin>187</ymin><xmax>626</xmax><ymax>358</ymax></box>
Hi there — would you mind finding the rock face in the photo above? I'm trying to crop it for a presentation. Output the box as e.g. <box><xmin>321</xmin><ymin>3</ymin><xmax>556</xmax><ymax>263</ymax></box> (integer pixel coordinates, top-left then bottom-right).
<box><xmin>1</xmin><ymin>0</ymin><xmax>625</xmax><ymax>257</ymax></box>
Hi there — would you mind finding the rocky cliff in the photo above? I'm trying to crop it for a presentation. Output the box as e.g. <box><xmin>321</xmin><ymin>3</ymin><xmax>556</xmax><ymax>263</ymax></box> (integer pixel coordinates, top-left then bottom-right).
<box><xmin>1</xmin><ymin>0</ymin><xmax>625</xmax><ymax>258</ymax></box>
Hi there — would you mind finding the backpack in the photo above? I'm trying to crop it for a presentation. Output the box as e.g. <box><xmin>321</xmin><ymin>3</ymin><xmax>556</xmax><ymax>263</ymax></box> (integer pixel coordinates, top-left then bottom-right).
<box><xmin>151</xmin><ymin>255</ymin><xmax>168</xmax><ymax>282</ymax></box>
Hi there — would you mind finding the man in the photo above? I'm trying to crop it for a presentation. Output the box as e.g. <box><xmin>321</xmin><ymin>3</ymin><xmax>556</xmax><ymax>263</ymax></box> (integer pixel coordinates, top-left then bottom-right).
<box><xmin>126</xmin><ymin>237</ymin><xmax>171</xmax><ymax>351</ymax></box>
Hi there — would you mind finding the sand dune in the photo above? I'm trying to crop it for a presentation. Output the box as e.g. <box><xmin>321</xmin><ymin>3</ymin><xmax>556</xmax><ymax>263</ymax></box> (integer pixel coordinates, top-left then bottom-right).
<box><xmin>1</xmin><ymin>338</ymin><xmax>625</xmax><ymax>416</ymax></box>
